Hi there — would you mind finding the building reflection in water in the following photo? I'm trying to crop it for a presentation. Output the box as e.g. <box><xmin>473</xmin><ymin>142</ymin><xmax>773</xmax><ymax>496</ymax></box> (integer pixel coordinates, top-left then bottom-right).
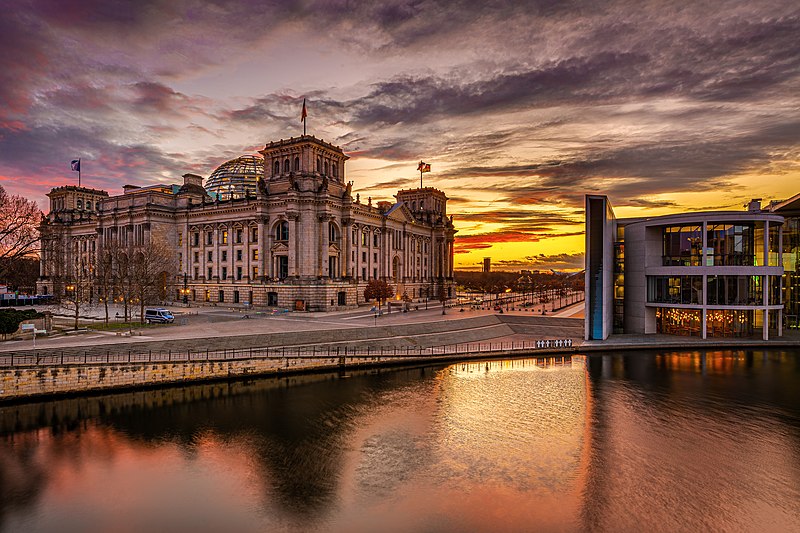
<box><xmin>1</xmin><ymin>350</ymin><xmax>799</xmax><ymax>532</ymax></box>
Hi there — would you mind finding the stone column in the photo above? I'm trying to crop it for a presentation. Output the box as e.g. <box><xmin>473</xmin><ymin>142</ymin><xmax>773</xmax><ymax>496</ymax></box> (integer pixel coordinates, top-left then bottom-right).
<box><xmin>288</xmin><ymin>213</ymin><xmax>299</xmax><ymax>277</ymax></box>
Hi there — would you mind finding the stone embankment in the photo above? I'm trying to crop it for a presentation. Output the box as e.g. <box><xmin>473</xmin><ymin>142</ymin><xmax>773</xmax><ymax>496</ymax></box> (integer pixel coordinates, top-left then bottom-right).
<box><xmin>1</xmin><ymin>315</ymin><xmax>583</xmax><ymax>402</ymax></box>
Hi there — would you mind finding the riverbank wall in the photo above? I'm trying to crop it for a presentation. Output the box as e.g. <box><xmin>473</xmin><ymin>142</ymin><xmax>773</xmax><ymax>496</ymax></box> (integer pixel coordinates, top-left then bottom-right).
<box><xmin>2</xmin><ymin>314</ymin><xmax>796</xmax><ymax>402</ymax></box>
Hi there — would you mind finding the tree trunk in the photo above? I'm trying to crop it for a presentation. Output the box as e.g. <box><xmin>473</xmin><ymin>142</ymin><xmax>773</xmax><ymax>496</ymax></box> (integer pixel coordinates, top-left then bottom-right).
<box><xmin>103</xmin><ymin>293</ymin><xmax>109</xmax><ymax>324</ymax></box>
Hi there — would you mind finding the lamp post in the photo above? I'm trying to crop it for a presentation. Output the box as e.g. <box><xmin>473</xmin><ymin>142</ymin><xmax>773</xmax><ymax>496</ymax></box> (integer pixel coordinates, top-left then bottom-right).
<box><xmin>182</xmin><ymin>272</ymin><xmax>189</xmax><ymax>305</ymax></box>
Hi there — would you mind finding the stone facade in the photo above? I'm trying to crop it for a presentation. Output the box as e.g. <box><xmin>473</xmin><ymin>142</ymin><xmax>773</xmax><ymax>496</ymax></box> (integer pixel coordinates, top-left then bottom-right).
<box><xmin>38</xmin><ymin>136</ymin><xmax>457</xmax><ymax>311</ymax></box>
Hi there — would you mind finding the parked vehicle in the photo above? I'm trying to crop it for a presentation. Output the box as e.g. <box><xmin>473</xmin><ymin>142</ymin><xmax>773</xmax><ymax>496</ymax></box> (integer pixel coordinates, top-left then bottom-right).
<box><xmin>144</xmin><ymin>308</ymin><xmax>174</xmax><ymax>324</ymax></box>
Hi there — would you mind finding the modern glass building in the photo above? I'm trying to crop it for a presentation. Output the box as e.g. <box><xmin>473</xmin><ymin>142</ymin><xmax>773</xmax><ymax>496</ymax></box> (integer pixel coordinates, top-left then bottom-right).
<box><xmin>584</xmin><ymin>194</ymin><xmax>799</xmax><ymax>340</ymax></box>
<box><xmin>204</xmin><ymin>155</ymin><xmax>264</xmax><ymax>200</ymax></box>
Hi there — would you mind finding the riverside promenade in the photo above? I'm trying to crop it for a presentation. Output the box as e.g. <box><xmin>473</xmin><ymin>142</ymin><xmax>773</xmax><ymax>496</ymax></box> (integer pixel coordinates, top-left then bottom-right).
<box><xmin>0</xmin><ymin>304</ymin><xmax>585</xmax><ymax>401</ymax></box>
<box><xmin>2</xmin><ymin>302</ymin><xmax>797</xmax><ymax>402</ymax></box>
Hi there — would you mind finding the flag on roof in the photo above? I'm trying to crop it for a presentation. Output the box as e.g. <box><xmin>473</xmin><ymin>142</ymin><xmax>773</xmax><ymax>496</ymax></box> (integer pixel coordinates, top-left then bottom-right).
<box><xmin>417</xmin><ymin>161</ymin><xmax>431</xmax><ymax>173</ymax></box>
<box><xmin>70</xmin><ymin>159</ymin><xmax>80</xmax><ymax>172</ymax></box>
<box><xmin>301</xmin><ymin>98</ymin><xmax>307</xmax><ymax>122</ymax></box>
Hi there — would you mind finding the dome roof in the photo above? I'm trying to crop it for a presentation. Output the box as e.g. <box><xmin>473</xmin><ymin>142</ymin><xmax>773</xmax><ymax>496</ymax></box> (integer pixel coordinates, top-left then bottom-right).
<box><xmin>205</xmin><ymin>155</ymin><xmax>264</xmax><ymax>200</ymax></box>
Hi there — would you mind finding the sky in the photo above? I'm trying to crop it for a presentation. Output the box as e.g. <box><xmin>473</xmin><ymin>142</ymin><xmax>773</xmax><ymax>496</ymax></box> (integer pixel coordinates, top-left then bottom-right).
<box><xmin>1</xmin><ymin>0</ymin><xmax>798</xmax><ymax>271</ymax></box>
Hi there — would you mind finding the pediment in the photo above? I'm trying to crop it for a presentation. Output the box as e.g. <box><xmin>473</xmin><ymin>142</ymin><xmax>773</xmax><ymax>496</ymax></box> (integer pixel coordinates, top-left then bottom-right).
<box><xmin>385</xmin><ymin>202</ymin><xmax>415</xmax><ymax>222</ymax></box>
<box><xmin>271</xmin><ymin>242</ymin><xmax>289</xmax><ymax>252</ymax></box>
<box><xmin>329</xmin><ymin>243</ymin><xmax>340</xmax><ymax>253</ymax></box>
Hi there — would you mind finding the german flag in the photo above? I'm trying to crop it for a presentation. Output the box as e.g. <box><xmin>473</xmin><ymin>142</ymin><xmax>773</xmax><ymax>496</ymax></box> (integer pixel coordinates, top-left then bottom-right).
<box><xmin>417</xmin><ymin>161</ymin><xmax>431</xmax><ymax>172</ymax></box>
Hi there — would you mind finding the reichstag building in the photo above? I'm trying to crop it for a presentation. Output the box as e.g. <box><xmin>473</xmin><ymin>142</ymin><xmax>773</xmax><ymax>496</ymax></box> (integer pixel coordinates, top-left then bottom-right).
<box><xmin>38</xmin><ymin>135</ymin><xmax>457</xmax><ymax>311</ymax></box>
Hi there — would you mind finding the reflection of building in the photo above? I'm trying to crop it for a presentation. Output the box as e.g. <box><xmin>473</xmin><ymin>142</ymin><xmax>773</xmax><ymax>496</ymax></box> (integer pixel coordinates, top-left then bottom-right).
<box><xmin>38</xmin><ymin>135</ymin><xmax>456</xmax><ymax>310</ymax></box>
<box><xmin>585</xmin><ymin>194</ymin><xmax>800</xmax><ymax>340</ymax></box>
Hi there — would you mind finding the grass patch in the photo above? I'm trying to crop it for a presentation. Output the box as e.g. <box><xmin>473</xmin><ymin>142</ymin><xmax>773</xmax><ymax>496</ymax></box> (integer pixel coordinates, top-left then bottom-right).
<box><xmin>86</xmin><ymin>321</ymin><xmax>166</xmax><ymax>332</ymax></box>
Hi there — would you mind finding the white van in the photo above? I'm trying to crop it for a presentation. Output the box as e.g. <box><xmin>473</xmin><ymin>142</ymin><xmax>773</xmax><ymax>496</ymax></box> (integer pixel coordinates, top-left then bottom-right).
<box><xmin>144</xmin><ymin>308</ymin><xmax>174</xmax><ymax>324</ymax></box>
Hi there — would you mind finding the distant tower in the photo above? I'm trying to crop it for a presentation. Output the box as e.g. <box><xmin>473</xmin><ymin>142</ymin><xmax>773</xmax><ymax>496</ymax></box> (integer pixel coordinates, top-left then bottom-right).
<box><xmin>483</xmin><ymin>257</ymin><xmax>491</xmax><ymax>273</ymax></box>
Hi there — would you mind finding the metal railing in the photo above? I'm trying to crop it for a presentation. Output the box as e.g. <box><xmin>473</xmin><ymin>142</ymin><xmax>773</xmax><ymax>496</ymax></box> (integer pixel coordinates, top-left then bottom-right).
<box><xmin>0</xmin><ymin>339</ymin><xmax>576</xmax><ymax>368</ymax></box>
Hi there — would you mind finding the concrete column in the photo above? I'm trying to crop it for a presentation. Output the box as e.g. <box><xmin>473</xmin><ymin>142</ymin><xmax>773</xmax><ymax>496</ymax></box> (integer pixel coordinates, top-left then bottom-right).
<box><xmin>702</xmin><ymin>274</ymin><xmax>707</xmax><ymax>339</ymax></box>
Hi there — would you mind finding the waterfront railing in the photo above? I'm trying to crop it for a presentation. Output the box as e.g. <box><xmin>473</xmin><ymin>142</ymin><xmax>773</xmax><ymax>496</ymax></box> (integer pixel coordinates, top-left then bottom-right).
<box><xmin>0</xmin><ymin>339</ymin><xmax>575</xmax><ymax>367</ymax></box>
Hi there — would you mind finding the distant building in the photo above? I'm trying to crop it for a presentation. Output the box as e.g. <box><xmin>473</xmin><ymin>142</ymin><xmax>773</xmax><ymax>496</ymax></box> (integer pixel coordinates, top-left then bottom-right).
<box><xmin>483</xmin><ymin>257</ymin><xmax>491</xmax><ymax>273</ymax></box>
<box><xmin>38</xmin><ymin>135</ymin><xmax>457</xmax><ymax>311</ymax></box>
<box><xmin>585</xmin><ymin>193</ymin><xmax>800</xmax><ymax>340</ymax></box>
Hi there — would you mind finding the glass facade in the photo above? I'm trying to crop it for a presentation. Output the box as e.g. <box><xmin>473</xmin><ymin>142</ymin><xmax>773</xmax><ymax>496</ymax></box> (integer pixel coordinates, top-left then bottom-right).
<box><xmin>707</xmin><ymin>275</ymin><xmax>763</xmax><ymax>305</ymax></box>
<box><xmin>706</xmin><ymin>309</ymin><xmax>754</xmax><ymax>337</ymax></box>
<box><xmin>648</xmin><ymin>276</ymin><xmax>703</xmax><ymax>304</ymax></box>
<box><xmin>662</xmin><ymin>226</ymin><xmax>702</xmax><ymax>266</ymax></box>
<box><xmin>706</xmin><ymin>224</ymin><xmax>754</xmax><ymax>266</ymax></box>
<box><xmin>783</xmin><ymin>217</ymin><xmax>800</xmax><ymax>328</ymax></box>
<box><xmin>656</xmin><ymin>308</ymin><xmax>702</xmax><ymax>336</ymax></box>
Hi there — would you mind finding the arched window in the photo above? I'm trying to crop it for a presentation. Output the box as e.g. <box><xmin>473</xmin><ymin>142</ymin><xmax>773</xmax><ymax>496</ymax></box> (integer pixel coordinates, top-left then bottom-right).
<box><xmin>420</xmin><ymin>200</ymin><xmax>424</xmax><ymax>210</ymax></box>
<box><xmin>294</xmin><ymin>157</ymin><xmax>300</xmax><ymax>171</ymax></box>
<box><xmin>284</xmin><ymin>159</ymin><xmax>290</xmax><ymax>172</ymax></box>
<box><xmin>411</xmin><ymin>201</ymin><xmax>416</xmax><ymax>211</ymax></box>
<box><xmin>329</xmin><ymin>222</ymin><xmax>338</xmax><ymax>243</ymax></box>
<box><xmin>273</xmin><ymin>160</ymin><xmax>280</xmax><ymax>175</ymax></box>
<box><xmin>86</xmin><ymin>201</ymin><xmax>92</xmax><ymax>210</ymax></box>
<box><xmin>332</xmin><ymin>163</ymin><xmax>337</xmax><ymax>177</ymax></box>
<box><xmin>324</xmin><ymin>161</ymin><xmax>329</xmax><ymax>175</ymax></box>
<box><xmin>77</xmin><ymin>199</ymin><xmax>83</xmax><ymax>209</ymax></box>
<box><xmin>275</xmin><ymin>221</ymin><xmax>289</xmax><ymax>241</ymax></box>
<box><xmin>317</xmin><ymin>157</ymin><xmax>322</xmax><ymax>172</ymax></box>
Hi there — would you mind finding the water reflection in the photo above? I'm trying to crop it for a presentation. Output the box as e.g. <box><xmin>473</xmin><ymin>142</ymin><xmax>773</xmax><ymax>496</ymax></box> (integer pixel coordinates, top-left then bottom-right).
<box><xmin>1</xmin><ymin>350</ymin><xmax>799</xmax><ymax>532</ymax></box>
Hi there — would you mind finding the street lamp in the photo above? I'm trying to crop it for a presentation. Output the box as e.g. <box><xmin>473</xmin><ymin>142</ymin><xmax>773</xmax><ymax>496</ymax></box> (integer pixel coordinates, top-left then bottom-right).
<box><xmin>182</xmin><ymin>272</ymin><xmax>189</xmax><ymax>305</ymax></box>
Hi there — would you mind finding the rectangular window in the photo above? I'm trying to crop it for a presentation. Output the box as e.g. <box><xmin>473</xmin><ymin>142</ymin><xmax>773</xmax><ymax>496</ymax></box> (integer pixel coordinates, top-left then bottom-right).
<box><xmin>362</xmin><ymin>233</ymin><xmax>368</xmax><ymax>246</ymax></box>
<box><xmin>662</xmin><ymin>225</ymin><xmax>703</xmax><ymax>266</ymax></box>
<box><xmin>236</xmin><ymin>250</ymin><xmax>242</xmax><ymax>261</ymax></box>
<box><xmin>194</xmin><ymin>267</ymin><xmax>198</xmax><ymax>280</ymax></box>
<box><xmin>373</xmin><ymin>268</ymin><xmax>377</xmax><ymax>279</ymax></box>
<box><xmin>338</xmin><ymin>291</ymin><xmax>346</xmax><ymax>306</ymax></box>
<box><xmin>277</xmin><ymin>256</ymin><xmax>288</xmax><ymax>279</ymax></box>
<box><xmin>221</xmin><ymin>266</ymin><xmax>228</xmax><ymax>280</ymax></box>
<box><xmin>362</xmin><ymin>251</ymin><xmax>367</xmax><ymax>262</ymax></box>
<box><xmin>194</xmin><ymin>251</ymin><xmax>199</xmax><ymax>263</ymax></box>
<box><xmin>178</xmin><ymin>233</ymin><xmax>183</xmax><ymax>246</ymax></box>
<box><xmin>206</xmin><ymin>232</ymin><xmax>213</xmax><ymax>245</ymax></box>
<box><xmin>267</xmin><ymin>292</ymin><xmax>278</xmax><ymax>306</ymax></box>
<box><xmin>252</xmin><ymin>249</ymin><xmax>259</xmax><ymax>260</ymax></box>
<box><xmin>218</xmin><ymin>290</ymin><xmax>224</xmax><ymax>303</ymax></box>
<box><xmin>221</xmin><ymin>230</ymin><xmax>228</xmax><ymax>245</ymax></box>
<box><xmin>207</xmin><ymin>267</ymin><xmax>212</xmax><ymax>279</ymax></box>
<box><xmin>362</xmin><ymin>267</ymin><xmax>367</xmax><ymax>279</ymax></box>
<box><xmin>236</xmin><ymin>229</ymin><xmax>243</xmax><ymax>244</ymax></box>
<box><xmin>251</xmin><ymin>228</ymin><xmax>258</xmax><ymax>241</ymax></box>
<box><xmin>233</xmin><ymin>290</ymin><xmax>240</xmax><ymax>303</ymax></box>
<box><xmin>222</xmin><ymin>250</ymin><xmax>227</xmax><ymax>261</ymax></box>
<box><xmin>236</xmin><ymin>266</ymin><xmax>242</xmax><ymax>280</ymax></box>
<box><xmin>373</xmin><ymin>252</ymin><xmax>377</xmax><ymax>262</ymax></box>
<box><xmin>193</xmin><ymin>233</ymin><xmax>199</xmax><ymax>246</ymax></box>
<box><xmin>252</xmin><ymin>266</ymin><xmax>259</xmax><ymax>278</ymax></box>
<box><xmin>207</xmin><ymin>251</ymin><xmax>213</xmax><ymax>262</ymax></box>
<box><xmin>373</xmin><ymin>234</ymin><xmax>379</xmax><ymax>247</ymax></box>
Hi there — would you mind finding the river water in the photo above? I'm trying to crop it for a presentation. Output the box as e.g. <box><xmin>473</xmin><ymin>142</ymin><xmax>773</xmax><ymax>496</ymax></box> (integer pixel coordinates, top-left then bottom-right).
<box><xmin>1</xmin><ymin>349</ymin><xmax>799</xmax><ymax>532</ymax></box>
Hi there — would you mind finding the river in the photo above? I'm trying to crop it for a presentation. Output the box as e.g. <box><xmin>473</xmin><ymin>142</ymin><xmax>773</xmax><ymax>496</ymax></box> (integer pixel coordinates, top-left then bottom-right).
<box><xmin>1</xmin><ymin>349</ymin><xmax>798</xmax><ymax>532</ymax></box>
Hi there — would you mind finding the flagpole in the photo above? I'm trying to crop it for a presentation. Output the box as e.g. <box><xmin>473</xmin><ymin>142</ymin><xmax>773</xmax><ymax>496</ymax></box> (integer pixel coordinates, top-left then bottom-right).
<box><xmin>79</xmin><ymin>166</ymin><xmax>81</xmax><ymax>187</ymax></box>
<box><xmin>420</xmin><ymin>169</ymin><xmax>423</xmax><ymax>189</ymax></box>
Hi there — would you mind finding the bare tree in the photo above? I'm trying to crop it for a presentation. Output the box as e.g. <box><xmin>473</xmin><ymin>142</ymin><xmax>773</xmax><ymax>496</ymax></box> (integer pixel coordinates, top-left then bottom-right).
<box><xmin>63</xmin><ymin>265</ymin><xmax>93</xmax><ymax>330</ymax></box>
<box><xmin>0</xmin><ymin>185</ymin><xmax>41</xmax><ymax>279</ymax></box>
<box><xmin>95</xmin><ymin>246</ymin><xmax>115</xmax><ymax>324</ymax></box>
<box><xmin>131</xmin><ymin>232</ymin><xmax>176</xmax><ymax>324</ymax></box>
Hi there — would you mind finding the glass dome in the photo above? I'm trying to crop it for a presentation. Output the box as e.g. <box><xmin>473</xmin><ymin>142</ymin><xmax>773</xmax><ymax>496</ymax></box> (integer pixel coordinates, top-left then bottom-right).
<box><xmin>205</xmin><ymin>155</ymin><xmax>264</xmax><ymax>200</ymax></box>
